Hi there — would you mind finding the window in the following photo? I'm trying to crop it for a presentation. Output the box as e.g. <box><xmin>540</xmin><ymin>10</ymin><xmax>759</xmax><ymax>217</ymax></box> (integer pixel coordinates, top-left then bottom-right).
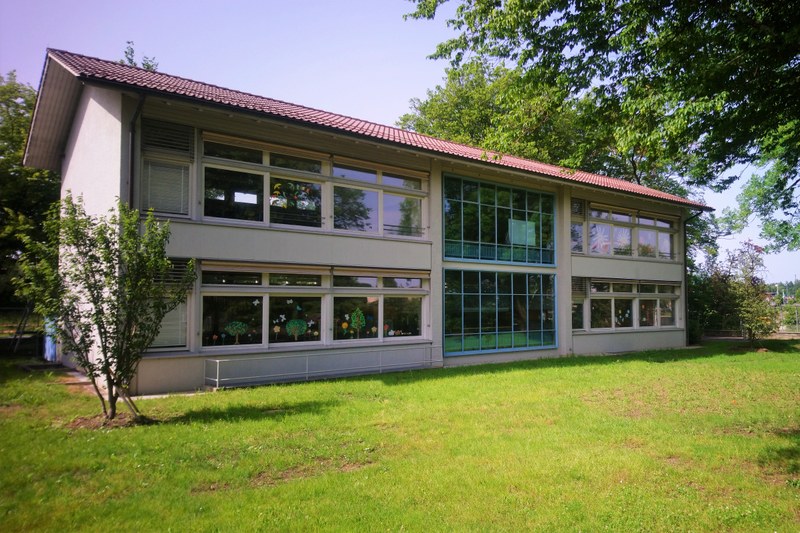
<box><xmin>269</xmin><ymin>177</ymin><xmax>322</xmax><ymax>227</ymax></box>
<box><xmin>443</xmin><ymin>270</ymin><xmax>556</xmax><ymax>355</ymax></box>
<box><xmin>581</xmin><ymin>280</ymin><xmax>679</xmax><ymax>331</ymax></box>
<box><xmin>151</xmin><ymin>302</ymin><xmax>188</xmax><ymax>348</ymax></box>
<box><xmin>574</xmin><ymin>204</ymin><xmax>678</xmax><ymax>260</ymax></box>
<box><xmin>200</xmin><ymin>267</ymin><xmax>427</xmax><ymax>349</ymax></box>
<box><xmin>334</xmin><ymin>296</ymin><xmax>379</xmax><ymax>339</ymax></box>
<box><xmin>443</xmin><ymin>176</ymin><xmax>555</xmax><ymax>264</ymax></box>
<box><xmin>571</xmin><ymin>199</ymin><xmax>586</xmax><ymax>253</ymax></box>
<box><xmin>202</xmin><ymin>271</ymin><xmax>262</xmax><ymax>285</ymax></box>
<box><xmin>572</xmin><ymin>301</ymin><xmax>584</xmax><ymax>329</ymax></box>
<box><xmin>269</xmin><ymin>296</ymin><xmax>321</xmax><ymax>343</ymax></box>
<box><xmin>334</xmin><ymin>186</ymin><xmax>378</xmax><ymax>232</ymax></box>
<box><xmin>204</xmin><ymin>167</ymin><xmax>264</xmax><ymax>221</ymax></box>
<box><xmin>332</xmin><ymin>163</ymin><xmax>425</xmax><ymax>236</ymax></box>
<box><xmin>141</xmin><ymin>159</ymin><xmax>190</xmax><ymax>215</ymax></box>
<box><xmin>202</xmin><ymin>296</ymin><xmax>263</xmax><ymax>346</ymax></box>
<box><xmin>589</xmin><ymin>208</ymin><xmax>634</xmax><ymax>256</ymax></box>
<box><xmin>140</xmin><ymin>120</ymin><xmax>194</xmax><ymax>215</ymax></box>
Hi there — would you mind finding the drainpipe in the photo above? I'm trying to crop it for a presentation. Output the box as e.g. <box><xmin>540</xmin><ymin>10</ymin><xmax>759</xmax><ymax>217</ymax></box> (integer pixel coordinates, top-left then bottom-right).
<box><xmin>128</xmin><ymin>94</ymin><xmax>146</xmax><ymax>205</ymax></box>
<box><xmin>684</xmin><ymin>209</ymin><xmax>704</xmax><ymax>345</ymax></box>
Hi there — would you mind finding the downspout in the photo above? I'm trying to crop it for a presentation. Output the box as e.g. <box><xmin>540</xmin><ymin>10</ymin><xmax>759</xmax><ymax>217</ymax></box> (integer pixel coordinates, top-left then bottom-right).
<box><xmin>128</xmin><ymin>94</ymin><xmax>146</xmax><ymax>205</ymax></box>
<box><xmin>684</xmin><ymin>209</ymin><xmax>703</xmax><ymax>346</ymax></box>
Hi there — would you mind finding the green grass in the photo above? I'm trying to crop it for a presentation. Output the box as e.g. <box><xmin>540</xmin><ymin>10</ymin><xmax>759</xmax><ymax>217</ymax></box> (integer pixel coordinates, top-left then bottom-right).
<box><xmin>1</xmin><ymin>341</ymin><xmax>798</xmax><ymax>531</ymax></box>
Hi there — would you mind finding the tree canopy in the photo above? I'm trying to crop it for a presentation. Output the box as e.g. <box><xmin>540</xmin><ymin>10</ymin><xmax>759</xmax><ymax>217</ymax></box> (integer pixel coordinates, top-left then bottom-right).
<box><xmin>0</xmin><ymin>72</ymin><xmax>60</xmax><ymax>304</ymax></box>
<box><xmin>408</xmin><ymin>0</ymin><xmax>800</xmax><ymax>250</ymax></box>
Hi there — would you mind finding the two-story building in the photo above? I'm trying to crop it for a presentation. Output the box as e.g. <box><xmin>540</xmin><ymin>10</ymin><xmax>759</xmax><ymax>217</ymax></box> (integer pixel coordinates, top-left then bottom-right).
<box><xmin>24</xmin><ymin>50</ymin><xmax>712</xmax><ymax>394</ymax></box>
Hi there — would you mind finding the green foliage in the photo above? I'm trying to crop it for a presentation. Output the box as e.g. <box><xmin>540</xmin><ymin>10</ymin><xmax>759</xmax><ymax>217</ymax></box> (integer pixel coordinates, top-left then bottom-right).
<box><xmin>15</xmin><ymin>195</ymin><xmax>195</xmax><ymax>419</ymax></box>
<box><xmin>0</xmin><ymin>72</ymin><xmax>60</xmax><ymax>304</ymax></box>
<box><xmin>120</xmin><ymin>41</ymin><xmax>158</xmax><ymax>72</ymax></box>
<box><xmin>729</xmin><ymin>242</ymin><xmax>781</xmax><ymax>344</ymax></box>
<box><xmin>408</xmin><ymin>0</ymin><xmax>800</xmax><ymax>250</ymax></box>
<box><xmin>397</xmin><ymin>57</ymin><xmax>720</xmax><ymax>261</ymax></box>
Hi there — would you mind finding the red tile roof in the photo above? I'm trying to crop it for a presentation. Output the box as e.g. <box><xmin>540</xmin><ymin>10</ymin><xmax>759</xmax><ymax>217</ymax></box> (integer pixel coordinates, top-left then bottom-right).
<box><xmin>47</xmin><ymin>49</ymin><xmax>711</xmax><ymax>211</ymax></box>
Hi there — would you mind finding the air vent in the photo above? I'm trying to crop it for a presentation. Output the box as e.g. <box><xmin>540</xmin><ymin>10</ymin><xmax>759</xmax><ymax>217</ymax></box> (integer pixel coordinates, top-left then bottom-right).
<box><xmin>571</xmin><ymin>199</ymin><xmax>585</xmax><ymax>216</ymax></box>
<box><xmin>158</xmin><ymin>258</ymin><xmax>194</xmax><ymax>285</ymax></box>
<box><xmin>572</xmin><ymin>276</ymin><xmax>588</xmax><ymax>295</ymax></box>
<box><xmin>142</xmin><ymin>119</ymin><xmax>195</xmax><ymax>158</ymax></box>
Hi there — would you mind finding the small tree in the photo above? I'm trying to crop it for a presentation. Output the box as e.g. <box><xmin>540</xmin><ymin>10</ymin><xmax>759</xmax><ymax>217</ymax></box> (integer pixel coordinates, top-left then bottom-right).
<box><xmin>120</xmin><ymin>41</ymin><xmax>158</xmax><ymax>72</ymax></box>
<box><xmin>730</xmin><ymin>242</ymin><xmax>780</xmax><ymax>345</ymax></box>
<box><xmin>16</xmin><ymin>195</ymin><xmax>194</xmax><ymax>420</ymax></box>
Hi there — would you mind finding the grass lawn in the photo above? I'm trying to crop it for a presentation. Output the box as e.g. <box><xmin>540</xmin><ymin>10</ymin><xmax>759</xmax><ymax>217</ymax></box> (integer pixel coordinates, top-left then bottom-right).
<box><xmin>1</xmin><ymin>341</ymin><xmax>798</xmax><ymax>531</ymax></box>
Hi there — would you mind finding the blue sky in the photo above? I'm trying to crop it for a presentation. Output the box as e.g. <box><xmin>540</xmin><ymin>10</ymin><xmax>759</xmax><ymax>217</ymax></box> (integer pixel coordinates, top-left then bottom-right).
<box><xmin>2</xmin><ymin>0</ymin><xmax>797</xmax><ymax>282</ymax></box>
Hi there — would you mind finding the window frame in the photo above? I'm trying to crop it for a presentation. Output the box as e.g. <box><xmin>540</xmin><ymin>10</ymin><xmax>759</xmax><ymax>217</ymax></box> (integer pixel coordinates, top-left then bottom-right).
<box><xmin>197</xmin><ymin>265</ymin><xmax>429</xmax><ymax>352</ymax></box>
<box><xmin>443</xmin><ymin>175</ymin><xmax>556</xmax><ymax>265</ymax></box>
<box><xmin>571</xmin><ymin>203</ymin><xmax>680</xmax><ymax>261</ymax></box>
<box><xmin>190</xmin><ymin>134</ymin><xmax>429</xmax><ymax>238</ymax></box>
<box><xmin>443</xmin><ymin>269</ymin><xmax>557</xmax><ymax>356</ymax></box>
<box><xmin>574</xmin><ymin>278</ymin><xmax>681</xmax><ymax>332</ymax></box>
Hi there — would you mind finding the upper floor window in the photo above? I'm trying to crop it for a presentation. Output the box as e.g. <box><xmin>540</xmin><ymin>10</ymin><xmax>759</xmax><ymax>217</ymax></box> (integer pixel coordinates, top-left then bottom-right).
<box><xmin>570</xmin><ymin>199</ymin><xmax>678</xmax><ymax>261</ymax></box>
<box><xmin>139</xmin><ymin>128</ymin><xmax>428</xmax><ymax>237</ymax></box>
<box><xmin>140</xmin><ymin>119</ymin><xmax>195</xmax><ymax>216</ymax></box>
<box><xmin>332</xmin><ymin>163</ymin><xmax>424</xmax><ymax>236</ymax></box>
<box><xmin>444</xmin><ymin>176</ymin><xmax>555</xmax><ymax>265</ymax></box>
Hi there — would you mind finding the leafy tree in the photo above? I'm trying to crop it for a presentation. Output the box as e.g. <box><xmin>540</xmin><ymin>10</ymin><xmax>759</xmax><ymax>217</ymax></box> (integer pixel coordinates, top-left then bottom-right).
<box><xmin>686</xmin><ymin>258</ymin><xmax>740</xmax><ymax>342</ymax></box>
<box><xmin>729</xmin><ymin>242</ymin><xmax>780</xmax><ymax>344</ymax></box>
<box><xmin>15</xmin><ymin>195</ymin><xmax>195</xmax><ymax>420</ymax></box>
<box><xmin>398</xmin><ymin>59</ymin><xmax>720</xmax><ymax>261</ymax></box>
<box><xmin>120</xmin><ymin>41</ymin><xmax>158</xmax><ymax>72</ymax></box>
<box><xmin>407</xmin><ymin>0</ymin><xmax>800</xmax><ymax>250</ymax></box>
<box><xmin>0</xmin><ymin>72</ymin><xmax>60</xmax><ymax>304</ymax></box>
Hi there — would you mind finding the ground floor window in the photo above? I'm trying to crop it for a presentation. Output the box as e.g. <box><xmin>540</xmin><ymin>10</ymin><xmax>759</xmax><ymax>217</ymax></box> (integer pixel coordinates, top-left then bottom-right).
<box><xmin>573</xmin><ymin>279</ymin><xmax>679</xmax><ymax>331</ymax></box>
<box><xmin>196</xmin><ymin>266</ymin><xmax>427</xmax><ymax>350</ymax></box>
<box><xmin>444</xmin><ymin>269</ymin><xmax>556</xmax><ymax>355</ymax></box>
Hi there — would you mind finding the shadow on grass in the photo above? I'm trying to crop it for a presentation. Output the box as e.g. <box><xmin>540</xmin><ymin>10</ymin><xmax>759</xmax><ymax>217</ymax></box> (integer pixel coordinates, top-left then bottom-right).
<box><xmin>759</xmin><ymin>428</ymin><xmax>800</xmax><ymax>478</ymax></box>
<box><xmin>165</xmin><ymin>400</ymin><xmax>339</xmax><ymax>425</ymax></box>
<box><xmin>365</xmin><ymin>339</ymin><xmax>800</xmax><ymax>386</ymax></box>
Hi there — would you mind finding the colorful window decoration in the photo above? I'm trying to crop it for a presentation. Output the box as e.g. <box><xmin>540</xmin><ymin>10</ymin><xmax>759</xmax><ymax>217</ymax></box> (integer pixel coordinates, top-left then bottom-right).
<box><xmin>202</xmin><ymin>296</ymin><xmax>263</xmax><ymax>346</ymax></box>
<box><xmin>269</xmin><ymin>296</ymin><xmax>321</xmax><ymax>343</ymax></box>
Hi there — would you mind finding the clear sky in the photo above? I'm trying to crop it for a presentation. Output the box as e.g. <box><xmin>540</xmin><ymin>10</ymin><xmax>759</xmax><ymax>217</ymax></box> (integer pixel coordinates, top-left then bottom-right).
<box><xmin>2</xmin><ymin>0</ymin><xmax>797</xmax><ymax>282</ymax></box>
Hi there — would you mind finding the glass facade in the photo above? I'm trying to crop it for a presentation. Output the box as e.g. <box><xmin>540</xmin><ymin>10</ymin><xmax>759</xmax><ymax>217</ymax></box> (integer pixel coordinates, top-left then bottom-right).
<box><xmin>444</xmin><ymin>176</ymin><xmax>555</xmax><ymax>264</ymax></box>
<box><xmin>444</xmin><ymin>270</ymin><xmax>556</xmax><ymax>355</ymax></box>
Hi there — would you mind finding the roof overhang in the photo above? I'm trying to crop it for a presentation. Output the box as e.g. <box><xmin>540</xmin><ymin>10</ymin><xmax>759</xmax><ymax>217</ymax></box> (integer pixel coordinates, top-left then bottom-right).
<box><xmin>24</xmin><ymin>53</ymin><xmax>84</xmax><ymax>172</ymax></box>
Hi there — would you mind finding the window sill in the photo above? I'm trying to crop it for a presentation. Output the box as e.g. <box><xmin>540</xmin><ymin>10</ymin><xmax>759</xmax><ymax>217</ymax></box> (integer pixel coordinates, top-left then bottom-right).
<box><xmin>162</xmin><ymin>216</ymin><xmax>432</xmax><ymax>244</ymax></box>
<box><xmin>573</xmin><ymin>327</ymin><xmax>684</xmax><ymax>336</ymax></box>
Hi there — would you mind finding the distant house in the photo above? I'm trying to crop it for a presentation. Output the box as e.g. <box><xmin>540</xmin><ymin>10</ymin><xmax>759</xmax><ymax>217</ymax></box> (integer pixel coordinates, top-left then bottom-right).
<box><xmin>24</xmin><ymin>49</ymin><xmax>713</xmax><ymax>394</ymax></box>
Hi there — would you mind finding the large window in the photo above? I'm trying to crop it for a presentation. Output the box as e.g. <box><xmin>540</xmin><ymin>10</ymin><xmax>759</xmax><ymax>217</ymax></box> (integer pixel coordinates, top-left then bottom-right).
<box><xmin>444</xmin><ymin>176</ymin><xmax>555</xmax><ymax>265</ymax></box>
<box><xmin>269</xmin><ymin>177</ymin><xmax>322</xmax><ymax>227</ymax></box>
<box><xmin>573</xmin><ymin>279</ymin><xmax>680</xmax><ymax>331</ymax></box>
<box><xmin>444</xmin><ymin>270</ymin><xmax>556</xmax><ymax>355</ymax></box>
<box><xmin>332</xmin><ymin>164</ymin><xmax>424</xmax><ymax>236</ymax></box>
<box><xmin>141</xmin><ymin>130</ymin><xmax>428</xmax><ymax>237</ymax></box>
<box><xmin>200</xmin><ymin>267</ymin><xmax>427</xmax><ymax>349</ymax></box>
<box><xmin>570</xmin><ymin>201</ymin><xmax>678</xmax><ymax>261</ymax></box>
<box><xmin>204</xmin><ymin>167</ymin><xmax>264</xmax><ymax>221</ymax></box>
